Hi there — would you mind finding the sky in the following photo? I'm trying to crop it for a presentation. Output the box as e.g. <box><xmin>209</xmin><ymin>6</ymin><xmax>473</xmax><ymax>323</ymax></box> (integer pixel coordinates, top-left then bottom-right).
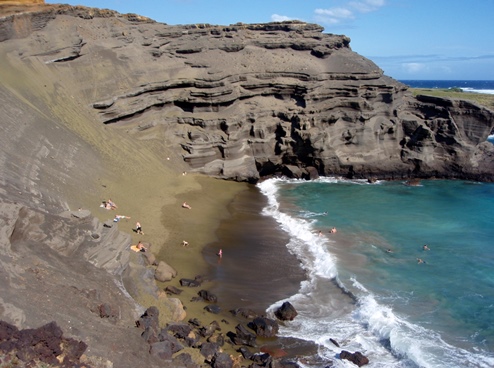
<box><xmin>46</xmin><ymin>0</ymin><xmax>494</xmax><ymax>80</ymax></box>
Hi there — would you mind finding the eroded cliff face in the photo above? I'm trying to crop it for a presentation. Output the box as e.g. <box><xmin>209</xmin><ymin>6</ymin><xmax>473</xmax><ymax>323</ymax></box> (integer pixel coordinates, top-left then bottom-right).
<box><xmin>1</xmin><ymin>4</ymin><xmax>493</xmax><ymax>185</ymax></box>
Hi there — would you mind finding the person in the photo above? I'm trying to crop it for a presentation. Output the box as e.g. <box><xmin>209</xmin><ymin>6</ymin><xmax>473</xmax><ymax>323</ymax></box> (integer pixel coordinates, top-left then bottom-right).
<box><xmin>182</xmin><ymin>240</ymin><xmax>189</xmax><ymax>247</ymax></box>
<box><xmin>386</xmin><ymin>249</ymin><xmax>393</xmax><ymax>253</ymax></box>
<box><xmin>137</xmin><ymin>241</ymin><xmax>147</xmax><ymax>252</ymax></box>
<box><xmin>182</xmin><ymin>202</ymin><xmax>192</xmax><ymax>209</ymax></box>
<box><xmin>136</xmin><ymin>221</ymin><xmax>144</xmax><ymax>235</ymax></box>
<box><xmin>217</xmin><ymin>249</ymin><xmax>222</xmax><ymax>258</ymax></box>
<box><xmin>107</xmin><ymin>198</ymin><xmax>117</xmax><ymax>210</ymax></box>
<box><xmin>423</xmin><ymin>244</ymin><xmax>430</xmax><ymax>251</ymax></box>
<box><xmin>330</xmin><ymin>227</ymin><xmax>337</xmax><ymax>234</ymax></box>
<box><xmin>318</xmin><ymin>230</ymin><xmax>322</xmax><ymax>237</ymax></box>
<box><xmin>417</xmin><ymin>258</ymin><xmax>425</xmax><ymax>264</ymax></box>
<box><xmin>113</xmin><ymin>215</ymin><xmax>130</xmax><ymax>222</ymax></box>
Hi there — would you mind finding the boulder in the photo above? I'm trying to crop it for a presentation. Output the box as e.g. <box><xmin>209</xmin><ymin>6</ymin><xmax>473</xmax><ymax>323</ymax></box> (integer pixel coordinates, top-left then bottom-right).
<box><xmin>340</xmin><ymin>350</ymin><xmax>369</xmax><ymax>367</ymax></box>
<box><xmin>238</xmin><ymin>346</ymin><xmax>253</xmax><ymax>360</ymax></box>
<box><xmin>200</xmin><ymin>341</ymin><xmax>220</xmax><ymax>361</ymax></box>
<box><xmin>165</xmin><ymin>298</ymin><xmax>187</xmax><ymax>322</ymax></box>
<box><xmin>330</xmin><ymin>338</ymin><xmax>340</xmax><ymax>347</ymax></box>
<box><xmin>165</xmin><ymin>285</ymin><xmax>183</xmax><ymax>295</ymax></box>
<box><xmin>149</xmin><ymin>341</ymin><xmax>174</xmax><ymax>360</ymax></box>
<box><xmin>251</xmin><ymin>352</ymin><xmax>272</xmax><ymax>366</ymax></box>
<box><xmin>143</xmin><ymin>251</ymin><xmax>157</xmax><ymax>266</ymax></box>
<box><xmin>248</xmin><ymin>316</ymin><xmax>279</xmax><ymax>338</ymax></box>
<box><xmin>157</xmin><ymin>332</ymin><xmax>184</xmax><ymax>353</ymax></box>
<box><xmin>230</xmin><ymin>308</ymin><xmax>259</xmax><ymax>319</ymax></box>
<box><xmin>154</xmin><ymin>261</ymin><xmax>177</xmax><ymax>282</ymax></box>
<box><xmin>274</xmin><ymin>301</ymin><xmax>298</xmax><ymax>321</ymax></box>
<box><xmin>136</xmin><ymin>306</ymin><xmax>160</xmax><ymax>331</ymax></box>
<box><xmin>229</xmin><ymin>324</ymin><xmax>256</xmax><ymax>347</ymax></box>
<box><xmin>180</xmin><ymin>278</ymin><xmax>202</xmax><ymax>287</ymax></box>
<box><xmin>204</xmin><ymin>305</ymin><xmax>221</xmax><ymax>314</ymax></box>
<box><xmin>207</xmin><ymin>332</ymin><xmax>225</xmax><ymax>346</ymax></box>
<box><xmin>211</xmin><ymin>352</ymin><xmax>233</xmax><ymax>368</ymax></box>
<box><xmin>198</xmin><ymin>320</ymin><xmax>221</xmax><ymax>338</ymax></box>
<box><xmin>173</xmin><ymin>353</ymin><xmax>200</xmax><ymax>368</ymax></box>
<box><xmin>198</xmin><ymin>289</ymin><xmax>218</xmax><ymax>302</ymax></box>
<box><xmin>165</xmin><ymin>322</ymin><xmax>193</xmax><ymax>339</ymax></box>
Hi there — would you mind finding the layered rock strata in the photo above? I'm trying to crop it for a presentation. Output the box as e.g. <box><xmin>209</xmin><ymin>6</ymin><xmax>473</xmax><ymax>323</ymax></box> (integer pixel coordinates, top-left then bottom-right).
<box><xmin>1</xmin><ymin>4</ymin><xmax>493</xmax><ymax>183</ymax></box>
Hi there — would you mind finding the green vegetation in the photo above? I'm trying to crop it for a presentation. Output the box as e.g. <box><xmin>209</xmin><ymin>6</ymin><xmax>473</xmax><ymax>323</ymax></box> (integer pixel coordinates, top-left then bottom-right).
<box><xmin>410</xmin><ymin>88</ymin><xmax>494</xmax><ymax>110</ymax></box>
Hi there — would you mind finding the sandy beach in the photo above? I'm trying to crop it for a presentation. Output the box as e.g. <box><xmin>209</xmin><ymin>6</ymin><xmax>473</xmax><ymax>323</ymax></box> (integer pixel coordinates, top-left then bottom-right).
<box><xmin>56</xmin><ymin>111</ymin><xmax>299</xmax><ymax>339</ymax></box>
<box><xmin>74</xmin><ymin>121</ymin><xmax>310</xmax><ymax>355</ymax></box>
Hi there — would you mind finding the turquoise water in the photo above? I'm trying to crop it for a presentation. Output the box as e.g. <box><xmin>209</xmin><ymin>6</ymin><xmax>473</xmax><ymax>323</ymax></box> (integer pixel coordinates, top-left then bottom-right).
<box><xmin>259</xmin><ymin>178</ymin><xmax>494</xmax><ymax>368</ymax></box>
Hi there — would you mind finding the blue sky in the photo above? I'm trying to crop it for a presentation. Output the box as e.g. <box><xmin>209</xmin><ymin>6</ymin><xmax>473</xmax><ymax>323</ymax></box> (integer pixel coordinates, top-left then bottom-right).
<box><xmin>46</xmin><ymin>0</ymin><xmax>494</xmax><ymax>80</ymax></box>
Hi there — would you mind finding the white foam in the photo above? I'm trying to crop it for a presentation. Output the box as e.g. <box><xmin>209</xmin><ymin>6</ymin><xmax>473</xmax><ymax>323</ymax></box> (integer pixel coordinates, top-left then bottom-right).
<box><xmin>258</xmin><ymin>177</ymin><xmax>494</xmax><ymax>368</ymax></box>
<box><xmin>461</xmin><ymin>87</ymin><xmax>494</xmax><ymax>95</ymax></box>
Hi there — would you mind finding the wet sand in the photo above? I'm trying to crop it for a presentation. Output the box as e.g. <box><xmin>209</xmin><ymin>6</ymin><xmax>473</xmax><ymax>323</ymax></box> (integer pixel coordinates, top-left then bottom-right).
<box><xmin>202</xmin><ymin>184</ymin><xmax>306</xmax><ymax>313</ymax></box>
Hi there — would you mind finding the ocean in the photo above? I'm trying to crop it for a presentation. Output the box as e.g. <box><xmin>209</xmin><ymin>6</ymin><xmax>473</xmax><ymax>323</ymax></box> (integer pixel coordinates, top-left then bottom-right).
<box><xmin>399</xmin><ymin>80</ymin><xmax>494</xmax><ymax>95</ymax></box>
<box><xmin>259</xmin><ymin>178</ymin><xmax>494</xmax><ymax>368</ymax></box>
<box><xmin>204</xmin><ymin>80</ymin><xmax>494</xmax><ymax>367</ymax></box>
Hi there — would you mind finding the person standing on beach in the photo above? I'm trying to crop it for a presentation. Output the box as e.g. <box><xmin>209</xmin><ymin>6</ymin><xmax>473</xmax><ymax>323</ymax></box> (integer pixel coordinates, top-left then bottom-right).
<box><xmin>136</xmin><ymin>222</ymin><xmax>144</xmax><ymax>235</ymax></box>
<box><xmin>217</xmin><ymin>249</ymin><xmax>222</xmax><ymax>258</ymax></box>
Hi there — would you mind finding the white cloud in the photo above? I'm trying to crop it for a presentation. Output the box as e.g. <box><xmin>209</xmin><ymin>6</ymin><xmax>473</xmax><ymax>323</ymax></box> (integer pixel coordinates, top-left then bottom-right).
<box><xmin>315</xmin><ymin>7</ymin><xmax>354</xmax><ymax>19</ymax></box>
<box><xmin>314</xmin><ymin>0</ymin><xmax>385</xmax><ymax>25</ymax></box>
<box><xmin>350</xmin><ymin>0</ymin><xmax>385</xmax><ymax>13</ymax></box>
<box><xmin>271</xmin><ymin>14</ymin><xmax>294</xmax><ymax>22</ymax></box>
<box><xmin>402</xmin><ymin>63</ymin><xmax>427</xmax><ymax>74</ymax></box>
<box><xmin>314</xmin><ymin>7</ymin><xmax>354</xmax><ymax>25</ymax></box>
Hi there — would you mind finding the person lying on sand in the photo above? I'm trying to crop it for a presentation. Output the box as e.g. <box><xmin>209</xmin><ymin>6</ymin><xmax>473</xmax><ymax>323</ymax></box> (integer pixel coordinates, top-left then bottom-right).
<box><xmin>182</xmin><ymin>202</ymin><xmax>192</xmax><ymax>209</ymax></box>
<box><xmin>113</xmin><ymin>215</ymin><xmax>130</xmax><ymax>222</ymax></box>
<box><xmin>182</xmin><ymin>240</ymin><xmax>189</xmax><ymax>247</ymax></box>
<box><xmin>137</xmin><ymin>241</ymin><xmax>147</xmax><ymax>252</ymax></box>
<box><xmin>107</xmin><ymin>199</ymin><xmax>117</xmax><ymax>210</ymax></box>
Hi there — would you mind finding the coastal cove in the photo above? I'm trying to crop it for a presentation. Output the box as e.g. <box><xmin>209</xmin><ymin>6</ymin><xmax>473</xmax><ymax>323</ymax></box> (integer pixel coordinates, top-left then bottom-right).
<box><xmin>2</xmin><ymin>3</ymin><xmax>494</xmax><ymax>368</ymax></box>
<box><xmin>181</xmin><ymin>174</ymin><xmax>494</xmax><ymax>368</ymax></box>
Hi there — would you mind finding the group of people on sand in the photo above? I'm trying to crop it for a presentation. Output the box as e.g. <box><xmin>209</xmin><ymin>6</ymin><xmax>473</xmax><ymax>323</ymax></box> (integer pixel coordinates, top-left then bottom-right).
<box><xmin>102</xmin><ymin>195</ymin><xmax>223</xmax><ymax>257</ymax></box>
<box><xmin>101</xmin><ymin>197</ymin><xmax>147</xmax><ymax>251</ymax></box>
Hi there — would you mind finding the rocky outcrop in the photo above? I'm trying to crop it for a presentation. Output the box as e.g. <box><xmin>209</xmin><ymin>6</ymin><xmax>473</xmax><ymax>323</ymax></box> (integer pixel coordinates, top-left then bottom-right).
<box><xmin>0</xmin><ymin>320</ymin><xmax>87</xmax><ymax>367</ymax></box>
<box><xmin>0</xmin><ymin>200</ymin><xmax>167</xmax><ymax>367</ymax></box>
<box><xmin>1</xmin><ymin>4</ymin><xmax>493</xmax><ymax>184</ymax></box>
<box><xmin>274</xmin><ymin>301</ymin><xmax>298</xmax><ymax>321</ymax></box>
<box><xmin>340</xmin><ymin>350</ymin><xmax>370</xmax><ymax>366</ymax></box>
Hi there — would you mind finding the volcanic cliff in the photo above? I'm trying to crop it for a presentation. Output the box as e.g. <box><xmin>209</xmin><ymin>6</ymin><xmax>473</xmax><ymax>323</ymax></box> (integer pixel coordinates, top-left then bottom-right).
<box><xmin>2</xmin><ymin>3</ymin><xmax>493</xmax><ymax>184</ymax></box>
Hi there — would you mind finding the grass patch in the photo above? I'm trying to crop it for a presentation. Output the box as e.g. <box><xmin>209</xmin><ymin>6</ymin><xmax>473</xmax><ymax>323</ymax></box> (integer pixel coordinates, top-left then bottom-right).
<box><xmin>410</xmin><ymin>88</ymin><xmax>494</xmax><ymax>110</ymax></box>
